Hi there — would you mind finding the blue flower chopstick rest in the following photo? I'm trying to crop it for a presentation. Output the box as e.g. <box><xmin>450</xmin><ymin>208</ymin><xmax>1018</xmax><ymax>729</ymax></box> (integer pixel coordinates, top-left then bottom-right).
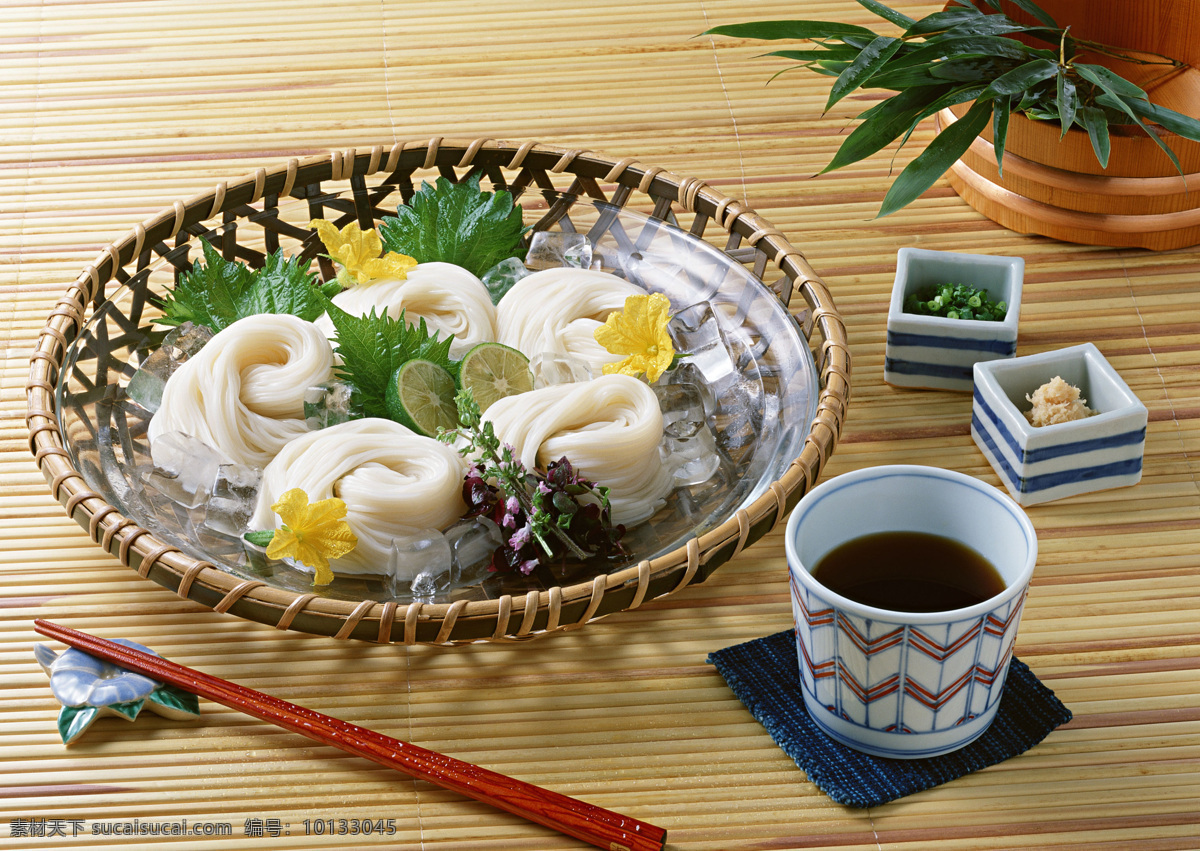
<box><xmin>36</xmin><ymin>639</ymin><xmax>200</xmax><ymax>745</ymax></box>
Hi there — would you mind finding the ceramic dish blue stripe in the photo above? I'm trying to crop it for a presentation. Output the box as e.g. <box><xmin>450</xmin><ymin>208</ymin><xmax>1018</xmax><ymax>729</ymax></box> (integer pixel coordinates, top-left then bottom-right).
<box><xmin>887</xmin><ymin>330</ymin><xmax>1017</xmax><ymax>356</ymax></box>
<box><xmin>974</xmin><ymin>391</ymin><xmax>1023</xmax><ymax>458</ymax></box>
<box><xmin>885</xmin><ymin>358</ymin><xmax>973</xmax><ymax>381</ymax></box>
<box><xmin>972</xmin><ymin>413</ymin><xmax>1142</xmax><ymax>493</ymax></box>
<box><xmin>973</xmin><ymin>390</ymin><xmax>1147</xmax><ymax>463</ymax></box>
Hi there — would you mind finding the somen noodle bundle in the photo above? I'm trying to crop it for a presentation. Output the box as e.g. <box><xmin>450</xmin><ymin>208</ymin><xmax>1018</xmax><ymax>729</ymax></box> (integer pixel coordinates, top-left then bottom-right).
<box><xmin>496</xmin><ymin>268</ymin><xmax>643</xmax><ymax>375</ymax></box>
<box><xmin>483</xmin><ymin>373</ymin><xmax>672</xmax><ymax>525</ymax></box>
<box><xmin>314</xmin><ymin>262</ymin><xmax>497</xmax><ymax>357</ymax></box>
<box><xmin>148</xmin><ymin>313</ymin><xmax>335</xmax><ymax>468</ymax></box>
<box><xmin>249</xmin><ymin>418</ymin><xmax>467</xmax><ymax>577</ymax></box>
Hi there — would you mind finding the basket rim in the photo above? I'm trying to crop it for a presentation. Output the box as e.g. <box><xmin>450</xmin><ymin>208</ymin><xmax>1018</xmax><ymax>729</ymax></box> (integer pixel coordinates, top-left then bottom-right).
<box><xmin>26</xmin><ymin>137</ymin><xmax>851</xmax><ymax>644</ymax></box>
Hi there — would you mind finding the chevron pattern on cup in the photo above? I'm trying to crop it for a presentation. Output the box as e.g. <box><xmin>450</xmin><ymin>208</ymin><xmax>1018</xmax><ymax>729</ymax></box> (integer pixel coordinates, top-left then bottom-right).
<box><xmin>792</xmin><ymin>574</ymin><xmax>1027</xmax><ymax>734</ymax></box>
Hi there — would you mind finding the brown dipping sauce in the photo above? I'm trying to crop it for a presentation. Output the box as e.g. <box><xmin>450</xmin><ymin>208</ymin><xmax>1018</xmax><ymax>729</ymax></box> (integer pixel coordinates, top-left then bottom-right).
<box><xmin>811</xmin><ymin>530</ymin><xmax>1006</xmax><ymax>613</ymax></box>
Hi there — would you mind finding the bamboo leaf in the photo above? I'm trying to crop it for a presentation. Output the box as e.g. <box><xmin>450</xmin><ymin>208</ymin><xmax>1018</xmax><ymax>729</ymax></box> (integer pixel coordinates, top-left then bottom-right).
<box><xmin>827</xmin><ymin>36</ymin><xmax>904</xmax><ymax>110</ymax></box>
<box><xmin>1078</xmin><ymin>106</ymin><xmax>1111</xmax><ymax>168</ymax></box>
<box><xmin>906</xmin><ymin>7</ymin><xmax>984</xmax><ymax>36</ymax></box>
<box><xmin>1123</xmin><ymin>97</ymin><xmax>1200</xmax><ymax>143</ymax></box>
<box><xmin>1006</xmin><ymin>0</ymin><xmax>1059</xmax><ymax>27</ymax></box>
<box><xmin>822</xmin><ymin>85</ymin><xmax>955</xmax><ymax>173</ymax></box>
<box><xmin>705</xmin><ymin>20</ymin><xmax>878</xmax><ymax>41</ymax></box>
<box><xmin>870</xmin><ymin>62</ymin><xmax>951</xmax><ymax>89</ymax></box>
<box><xmin>993</xmin><ymin>94</ymin><xmax>1012</xmax><ymax>175</ymax></box>
<box><xmin>1056</xmin><ymin>66</ymin><xmax>1077</xmax><ymax>137</ymax></box>
<box><xmin>878</xmin><ymin>98</ymin><xmax>994</xmax><ymax>217</ymax></box>
<box><xmin>855</xmin><ymin>0</ymin><xmax>914</xmax><ymax>29</ymax></box>
<box><xmin>980</xmin><ymin>57</ymin><xmax>1058</xmax><ymax>97</ymax></box>
<box><xmin>765</xmin><ymin>47</ymin><xmax>862</xmax><ymax>63</ymax></box>
<box><xmin>1074</xmin><ymin>63</ymin><xmax>1146</xmax><ymax>100</ymax></box>
<box><xmin>1095</xmin><ymin>92</ymin><xmax>1183</xmax><ymax>174</ymax></box>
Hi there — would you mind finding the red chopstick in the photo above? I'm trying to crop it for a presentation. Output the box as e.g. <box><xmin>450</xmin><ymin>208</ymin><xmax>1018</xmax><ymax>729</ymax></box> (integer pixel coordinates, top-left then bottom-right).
<box><xmin>33</xmin><ymin>619</ymin><xmax>666</xmax><ymax>851</ymax></box>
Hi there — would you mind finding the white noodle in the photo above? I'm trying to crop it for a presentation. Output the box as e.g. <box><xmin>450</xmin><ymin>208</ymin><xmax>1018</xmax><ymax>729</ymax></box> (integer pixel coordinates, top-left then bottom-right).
<box><xmin>495</xmin><ymin>268</ymin><xmax>643</xmax><ymax>375</ymax></box>
<box><xmin>313</xmin><ymin>261</ymin><xmax>497</xmax><ymax>357</ymax></box>
<box><xmin>249</xmin><ymin>418</ymin><xmax>467</xmax><ymax>577</ymax></box>
<box><xmin>148</xmin><ymin>313</ymin><xmax>335</xmax><ymax>468</ymax></box>
<box><xmin>484</xmin><ymin>373</ymin><xmax>672</xmax><ymax>525</ymax></box>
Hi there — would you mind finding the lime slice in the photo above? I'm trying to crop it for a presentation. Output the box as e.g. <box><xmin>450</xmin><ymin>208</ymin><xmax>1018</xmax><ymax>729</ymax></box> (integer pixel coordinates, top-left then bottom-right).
<box><xmin>385</xmin><ymin>359</ymin><xmax>458</xmax><ymax>436</ymax></box>
<box><xmin>458</xmin><ymin>342</ymin><xmax>534</xmax><ymax>412</ymax></box>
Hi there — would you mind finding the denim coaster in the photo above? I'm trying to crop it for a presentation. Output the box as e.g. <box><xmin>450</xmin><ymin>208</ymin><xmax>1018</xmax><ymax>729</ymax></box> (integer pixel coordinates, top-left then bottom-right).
<box><xmin>708</xmin><ymin>629</ymin><xmax>1072</xmax><ymax>808</ymax></box>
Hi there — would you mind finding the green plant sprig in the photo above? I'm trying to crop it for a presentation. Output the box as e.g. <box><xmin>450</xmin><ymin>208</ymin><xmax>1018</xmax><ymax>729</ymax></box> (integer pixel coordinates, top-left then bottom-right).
<box><xmin>706</xmin><ymin>0</ymin><xmax>1200</xmax><ymax>217</ymax></box>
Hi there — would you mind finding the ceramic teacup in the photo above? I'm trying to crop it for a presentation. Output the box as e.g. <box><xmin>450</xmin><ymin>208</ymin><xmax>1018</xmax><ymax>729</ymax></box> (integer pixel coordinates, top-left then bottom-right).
<box><xmin>784</xmin><ymin>465</ymin><xmax>1037</xmax><ymax>759</ymax></box>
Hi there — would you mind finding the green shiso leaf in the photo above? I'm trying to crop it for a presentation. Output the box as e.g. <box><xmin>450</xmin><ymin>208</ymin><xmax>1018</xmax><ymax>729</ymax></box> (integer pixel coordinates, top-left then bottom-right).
<box><xmin>159</xmin><ymin>239</ymin><xmax>328</xmax><ymax>332</ymax></box>
<box><xmin>378</xmin><ymin>174</ymin><xmax>527</xmax><ymax>278</ymax></box>
<box><xmin>159</xmin><ymin>240</ymin><xmax>256</xmax><ymax>330</ymax></box>
<box><xmin>324</xmin><ymin>302</ymin><xmax>456</xmax><ymax>421</ymax></box>
<box><xmin>878</xmin><ymin>97</ymin><xmax>994</xmax><ymax>218</ymax></box>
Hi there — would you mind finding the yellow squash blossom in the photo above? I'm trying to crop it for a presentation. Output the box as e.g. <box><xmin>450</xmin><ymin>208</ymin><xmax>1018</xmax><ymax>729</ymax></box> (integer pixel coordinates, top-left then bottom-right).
<box><xmin>309</xmin><ymin>218</ymin><xmax>417</xmax><ymax>287</ymax></box>
<box><xmin>265</xmin><ymin>488</ymin><xmax>358</xmax><ymax>586</ymax></box>
<box><xmin>594</xmin><ymin>292</ymin><xmax>675</xmax><ymax>383</ymax></box>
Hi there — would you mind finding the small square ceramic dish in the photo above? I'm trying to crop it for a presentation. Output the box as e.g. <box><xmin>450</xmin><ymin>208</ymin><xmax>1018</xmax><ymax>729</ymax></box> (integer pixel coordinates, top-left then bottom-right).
<box><xmin>884</xmin><ymin>247</ymin><xmax>1023</xmax><ymax>392</ymax></box>
<box><xmin>971</xmin><ymin>342</ymin><xmax>1148</xmax><ymax>506</ymax></box>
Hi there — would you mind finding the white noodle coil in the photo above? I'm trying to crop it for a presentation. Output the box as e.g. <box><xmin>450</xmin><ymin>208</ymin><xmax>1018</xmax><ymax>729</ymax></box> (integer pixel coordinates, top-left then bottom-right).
<box><xmin>484</xmin><ymin>374</ymin><xmax>672</xmax><ymax>525</ymax></box>
<box><xmin>148</xmin><ymin>313</ymin><xmax>335</xmax><ymax>468</ymax></box>
<box><xmin>313</xmin><ymin>261</ymin><xmax>497</xmax><ymax>357</ymax></box>
<box><xmin>249</xmin><ymin>418</ymin><xmax>467</xmax><ymax>577</ymax></box>
<box><xmin>495</xmin><ymin>268</ymin><xmax>643</xmax><ymax>375</ymax></box>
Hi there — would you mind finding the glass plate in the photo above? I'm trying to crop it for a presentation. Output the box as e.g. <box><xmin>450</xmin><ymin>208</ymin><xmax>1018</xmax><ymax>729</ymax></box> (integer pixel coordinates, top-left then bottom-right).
<box><xmin>56</xmin><ymin>194</ymin><xmax>818</xmax><ymax>606</ymax></box>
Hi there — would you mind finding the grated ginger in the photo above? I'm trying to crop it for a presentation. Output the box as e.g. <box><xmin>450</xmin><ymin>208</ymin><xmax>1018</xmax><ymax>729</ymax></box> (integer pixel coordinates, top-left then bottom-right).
<box><xmin>1024</xmin><ymin>376</ymin><xmax>1096</xmax><ymax>427</ymax></box>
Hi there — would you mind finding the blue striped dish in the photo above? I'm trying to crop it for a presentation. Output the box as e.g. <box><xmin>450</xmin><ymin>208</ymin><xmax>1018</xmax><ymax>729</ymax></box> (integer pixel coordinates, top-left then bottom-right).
<box><xmin>884</xmin><ymin>248</ymin><xmax>1023</xmax><ymax>392</ymax></box>
<box><xmin>971</xmin><ymin>343</ymin><xmax>1148</xmax><ymax>506</ymax></box>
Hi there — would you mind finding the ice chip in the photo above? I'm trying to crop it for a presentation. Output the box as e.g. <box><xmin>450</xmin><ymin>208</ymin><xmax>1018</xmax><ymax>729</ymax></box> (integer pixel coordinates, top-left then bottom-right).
<box><xmin>669</xmin><ymin>302</ymin><xmax>735</xmax><ymax>385</ymax></box>
<box><xmin>384</xmin><ymin>528</ymin><xmax>452</xmax><ymax>597</ymax></box>
<box><xmin>143</xmin><ymin>432</ymin><xmax>224</xmax><ymax>509</ymax></box>
<box><xmin>410</xmin><ymin>571</ymin><xmax>438</xmax><ymax>602</ymax></box>
<box><xmin>481</xmin><ymin>256</ymin><xmax>530</xmax><ymax>303</ymax></box>
<box><xmin>446</xmin><ymin>518</ymin><xmax>503</xmax><ymax>585</ymax></box>
<box><xmin>125</xmin><ymin>322</ymin><xmax>214</xmax><ymax>413</ymax></box>
<box><xmin>201</xmin><ymin>463</ymin><xmax>262</xmax><ymax>537</ymax></box>
<box><xmin>661</xmin><ymin>425</ymin><xmax>721</xmax><ymax>488</ymax></box>
<box><xmin>653</xmin><ymin>382</ymin><xmax>708</xmax><ymax>439</ymax></box>
<box><xmin>526</xmin><ymin>231</ymin><xmax>592</xmax><ymax>271</ymax></box>
<box><xmin>304</xmin><ymin>381</ymin><xmax>358</xmax><ymax>430</ymax></box>
<box><xmin>203</xmin><ymin>496</ymin><xmax>255</xmax><ymax>537</ymax></box>
<box><xmin>530</xmin><ymin>351</ymin><xmax>593</xmax><ymax>388</ymax></box>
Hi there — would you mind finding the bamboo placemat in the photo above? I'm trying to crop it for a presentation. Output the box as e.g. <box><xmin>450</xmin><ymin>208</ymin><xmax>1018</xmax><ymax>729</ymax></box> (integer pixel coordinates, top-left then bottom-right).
<box><xmin>3</xmin><ymin>1</ymin><xmax>1199</xmax><ymax>849</ymax></box>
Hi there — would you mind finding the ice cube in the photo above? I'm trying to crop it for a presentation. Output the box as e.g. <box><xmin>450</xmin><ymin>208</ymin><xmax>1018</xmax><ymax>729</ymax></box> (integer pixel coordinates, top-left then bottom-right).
<box><xmin>201</xmin><ymin>463</ymin><xmax>262</xmax><ymax>537</ymax></box>
<box><xmin>530</xmin><ymin>351</ymin><xmax>593</xmax><ymax>388</ymax></box>
<box><xmin>409</xmin><ymin>571</ymin><xmax>438</xmax><ymax>602</ymax></box>
<box><xmin>304</xmin><ymin>381</ymin><xmax>358</xmax><ymax>430</ymax></box>
<box><xmin>384</xmin><ymin>528</ymin><xmax>452</xmax><ymax>598</ymax></box>
<box><xmin>143</xmin><ymin>432</ymin><xmax>225</xmax><ymax>509</ymax></box>
<box><xmin>669</xmin><ymin>302</ymin><xmax>735</xmax><ymax>386</ymax></box>
<box><xmin>446</xmin><ymin>518</ymin><xmax>503</xmax><ymax>585</ymax></box>
<box><xmin>481</xmin><ymin>256</ymin><xmax>531</xmax><ymax>303</ymax></box>
<box><xmin>653</xmin><ymin>382</ymin><xmax>708</xmax><ymax>439</ymax></box>
<box><xmin>125</xmin><ymin>322</ymin><xmax>214</xmax><ymax>413</ymax></box>
<box><xmin>661</xmin><ymin>426</ymin><xmax>721</xmax><ymax>487</ymax></box>
<box><xmin>526</xmin><ymin>232</ymin><xmax>592</xmax><ymax>271</ymax></box>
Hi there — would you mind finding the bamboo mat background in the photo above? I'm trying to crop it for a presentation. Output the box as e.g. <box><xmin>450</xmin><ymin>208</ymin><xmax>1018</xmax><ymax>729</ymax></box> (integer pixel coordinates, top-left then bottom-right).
<box><xmin>3</xmin><ymin>1</ymin><xmax>1199</xmax><ymax>848</ymax></box>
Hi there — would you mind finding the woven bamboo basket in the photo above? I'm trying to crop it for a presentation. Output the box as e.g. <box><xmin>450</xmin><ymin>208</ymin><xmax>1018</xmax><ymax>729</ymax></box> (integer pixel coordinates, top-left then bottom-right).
<box><xmin>26</xmin><ymin>138</ymin><xmax>850</xmax><ymax>645</ymax></box>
